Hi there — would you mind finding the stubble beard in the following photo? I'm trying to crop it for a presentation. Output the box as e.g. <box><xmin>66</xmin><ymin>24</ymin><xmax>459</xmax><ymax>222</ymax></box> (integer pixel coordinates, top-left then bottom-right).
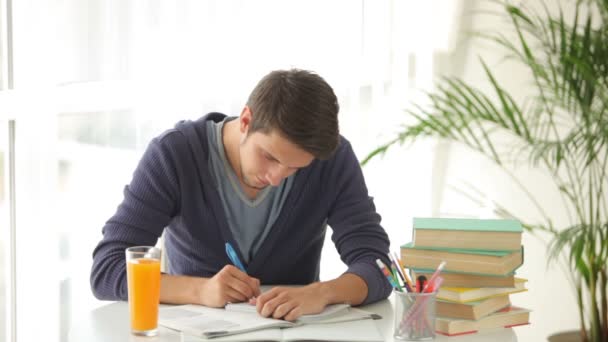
<box><xmin>239</xmin><ymin>162</ymin><xmax>267</xmax><ymax>190</ymax></box>
<box><xmin>238</xmin><ymin>135</ymin><xmax>268</xmax><ymax>191</ymax></box>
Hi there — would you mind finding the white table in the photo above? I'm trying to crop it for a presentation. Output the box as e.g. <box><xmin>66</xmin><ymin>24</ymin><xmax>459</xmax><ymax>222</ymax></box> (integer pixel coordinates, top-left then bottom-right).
<box><xmin>69</xmin><ymin>295</ymin><xmax>518</xmax><ymax>342</ymax></box>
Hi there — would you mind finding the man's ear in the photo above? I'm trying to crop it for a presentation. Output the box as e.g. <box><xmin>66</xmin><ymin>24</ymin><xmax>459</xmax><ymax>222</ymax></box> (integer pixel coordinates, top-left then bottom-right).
<box><xmin>239</xmin><ymin>106</ymin><xmax>252</xmax><ymax>134</ymax></box>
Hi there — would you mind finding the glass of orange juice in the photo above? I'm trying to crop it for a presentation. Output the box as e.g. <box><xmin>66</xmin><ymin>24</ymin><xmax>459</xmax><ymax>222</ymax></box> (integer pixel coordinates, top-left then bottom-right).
<box><xmin>126</xmin><ymin>246</ymin><xmax>161</xmax><ymax>336</ymax></box>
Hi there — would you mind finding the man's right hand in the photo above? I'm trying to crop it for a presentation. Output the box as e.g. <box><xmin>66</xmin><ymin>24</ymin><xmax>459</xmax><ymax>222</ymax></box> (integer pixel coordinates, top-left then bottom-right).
<box><xmin>159</xmin><ymin>266</ymin><xmax>260</xmax><ymax>307</ymax></box>
<box><xmin>199</xmin><ymin>265</ymin><xmax>261</xmax><ymax>307</ymax></box>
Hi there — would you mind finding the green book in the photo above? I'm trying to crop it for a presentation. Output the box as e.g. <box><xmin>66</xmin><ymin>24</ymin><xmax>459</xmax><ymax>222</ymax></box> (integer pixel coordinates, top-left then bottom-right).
<box><xmin>401</xmin><ymin>243</ymin><xmax>524</xmax><ymax>276</ymax></box>
<box><xmin>412</xmin><ymin>217</ymin><xmax>523</xmax><ymax>252</ymax></box>
<box><xmin>402</xmin><ymin>243</ymin><xmax>513</xmax><ymax>256</ymax></box>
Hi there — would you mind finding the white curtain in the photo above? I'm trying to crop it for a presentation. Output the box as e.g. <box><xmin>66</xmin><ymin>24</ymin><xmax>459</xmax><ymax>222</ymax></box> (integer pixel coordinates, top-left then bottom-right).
<box><xmin>0</xmin><ymin>1</ymin><xmax>460</xmax><ymax>341</ymax></box>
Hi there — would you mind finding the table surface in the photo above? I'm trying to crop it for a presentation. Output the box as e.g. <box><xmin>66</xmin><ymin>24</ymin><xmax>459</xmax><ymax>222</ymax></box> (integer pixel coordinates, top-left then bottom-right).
<box><xmin>69</xmin><ymin>295</ymin><xmax>519</xmax><ymax>342</ymax></box>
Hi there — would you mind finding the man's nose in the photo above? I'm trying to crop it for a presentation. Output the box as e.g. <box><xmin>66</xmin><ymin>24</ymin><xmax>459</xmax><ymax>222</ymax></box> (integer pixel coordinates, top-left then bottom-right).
<box><xmin>265</xmin><ymin>165</ymin><xmax>289</xmax><ymax>186</ymax></box>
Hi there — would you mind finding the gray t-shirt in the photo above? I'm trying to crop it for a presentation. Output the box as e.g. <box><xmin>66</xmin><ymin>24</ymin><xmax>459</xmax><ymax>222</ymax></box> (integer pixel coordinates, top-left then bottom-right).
<box><xmin>206</xmin><ymin>117</ymin><xmax>293</xmax><ymax>263</ymax></box>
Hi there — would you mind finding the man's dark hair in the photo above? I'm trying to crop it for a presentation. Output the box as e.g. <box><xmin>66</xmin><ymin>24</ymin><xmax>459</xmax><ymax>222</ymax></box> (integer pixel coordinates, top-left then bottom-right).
<box><xmin>246</xmin><ymin>69</ymin><xmax>340</xmax><ymax>160</ymax></box>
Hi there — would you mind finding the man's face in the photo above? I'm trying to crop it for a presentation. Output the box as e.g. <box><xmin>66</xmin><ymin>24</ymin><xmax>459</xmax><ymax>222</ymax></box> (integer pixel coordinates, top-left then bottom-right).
<box><xmin>238</xmin><ymin>109</ymin><xmax>314</xmax><ymax>190</ymax></box>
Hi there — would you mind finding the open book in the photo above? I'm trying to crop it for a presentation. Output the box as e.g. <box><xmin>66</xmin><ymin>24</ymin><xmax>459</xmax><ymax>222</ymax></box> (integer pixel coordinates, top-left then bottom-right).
<box><xmin>159</xmin><ymin>303</ymin><xmax>380</xmax><ymax>339</ymax></box>
<box><xmin>224</xmin><ymin>303</ymin><xmax>353</xmax><ymax>323</ymax></box>
<box><xmin>181</xmin><ymin>318</ymin><xmax>384</xmax><ymax>342</ymax></box>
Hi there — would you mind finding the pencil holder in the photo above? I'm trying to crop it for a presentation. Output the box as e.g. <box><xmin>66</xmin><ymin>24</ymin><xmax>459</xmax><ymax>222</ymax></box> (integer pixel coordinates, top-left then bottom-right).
<box><xmin>393</xmin><ymin>289</ymin><xmax>436</xmax><ymax>341</ymax></box>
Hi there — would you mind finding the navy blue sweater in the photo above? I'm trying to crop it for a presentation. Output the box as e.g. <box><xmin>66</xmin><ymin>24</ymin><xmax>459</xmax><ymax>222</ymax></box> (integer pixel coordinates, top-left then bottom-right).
<box><xmin>91</xmin><ymin>113</ymin><xmax>392</xmax><ymax>305</ymax></box>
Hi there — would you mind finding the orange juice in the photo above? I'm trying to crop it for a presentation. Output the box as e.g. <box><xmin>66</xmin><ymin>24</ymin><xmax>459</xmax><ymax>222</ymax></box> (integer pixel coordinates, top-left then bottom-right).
<box><xmin>127</xmin><ymin>258</ymin><xmax>161</xmax><ymax>333</ymax></box>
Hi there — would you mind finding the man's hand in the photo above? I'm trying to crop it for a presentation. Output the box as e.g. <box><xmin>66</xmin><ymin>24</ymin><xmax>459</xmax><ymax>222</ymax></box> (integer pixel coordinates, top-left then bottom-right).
<box><xmin>199</xmin><ymin>265</ymin><xmax>261</xmax><ymax>307</ymax></box>
<box><xmin>252</xmin><ymin>284</ymin><xmax>329</xmax><ymax>321</ymax></box>
<box><xmin>250</xmin><ymin>273</ymin><xmax>368</xmax><ymax>321</ymax></box>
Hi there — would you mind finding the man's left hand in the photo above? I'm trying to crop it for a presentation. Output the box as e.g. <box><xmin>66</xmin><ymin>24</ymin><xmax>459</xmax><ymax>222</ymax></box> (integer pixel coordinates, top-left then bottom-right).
<box><xmin>251</xmin><ymin>284</ymin><xmax>329</xmax><ymax>321</ymax></box>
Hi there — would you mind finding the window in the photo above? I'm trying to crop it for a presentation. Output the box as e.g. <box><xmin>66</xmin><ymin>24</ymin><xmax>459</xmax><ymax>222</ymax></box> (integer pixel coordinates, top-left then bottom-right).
<box><xmin>2</xmin><ymin>1</ymin><xmax>457</xmax><ymax>340</ymax></box>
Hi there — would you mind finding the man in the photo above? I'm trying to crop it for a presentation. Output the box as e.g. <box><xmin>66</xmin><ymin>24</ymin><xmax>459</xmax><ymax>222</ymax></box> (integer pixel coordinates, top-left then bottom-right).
<box><xmin>91</xmin><ymin>69</ymin><xmax>392</xmax><ymax>321</ymax></box>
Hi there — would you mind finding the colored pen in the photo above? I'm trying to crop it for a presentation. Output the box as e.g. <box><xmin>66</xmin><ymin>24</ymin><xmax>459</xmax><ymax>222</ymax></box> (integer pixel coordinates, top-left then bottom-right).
<box><xmin>388</xmin><ymin>253</ymin><xmax>406</xmax><ymax>284</ymax></box>
<box><xmin>225</xmin><ymin>242</ymin><xmax>247</xmax><ymax>273</ymax></box>
<box><xmin>390</xmin><ymin>263</ymin><xmax>407</xmax><ymax>291</ymax></box>
<box><xmin>426</xmin><ymin>276</ymin><xmax>444</xmax><ymax>293</ymax></box>
<box><xmin>416</xmin><ymin>275</ymin><xmax>427</xmax><ymax>293</ymax></box>
<box><xmin>423</xmin><ymin>261</ymin><xmax>446</xmax><ymax>293</ymax></box>
<box><xmin>394</xmin><ymin>253</ymin><xmax>415</xmax><ymax>290</ymax></box>
<box><xmin>393</xmin><ymin>252</ymin><xmax>407</xmax><ymax>279</ymax></box>
<box><xmin>402</xmin><ymin>280</ymin><xmax>412</xmax><ymax>293</ymax></box>
<box><xmin>376</xmin><ymin>259</ymin><xmax>403</xmax><ymax>291</ymax></box>
<box><xmin>389</xmin><ymin>260</ymin><xmax>412</xmax><ymax>292</ymax></box>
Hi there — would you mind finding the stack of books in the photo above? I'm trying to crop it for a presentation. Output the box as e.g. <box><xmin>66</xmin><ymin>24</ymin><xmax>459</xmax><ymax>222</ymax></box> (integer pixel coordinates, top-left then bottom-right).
<box><xmin>401</xmin><ymin>217</ymin><xmax>531</xmax><ymax>336</ymax></box>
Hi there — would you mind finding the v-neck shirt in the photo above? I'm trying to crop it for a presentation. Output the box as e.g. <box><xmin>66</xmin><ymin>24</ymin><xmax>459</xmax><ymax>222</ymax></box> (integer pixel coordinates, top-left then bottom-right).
<box><xmin>206</xmin><ymin>117</ymin><xmax>294</xmax><ymax>263</ymax></box>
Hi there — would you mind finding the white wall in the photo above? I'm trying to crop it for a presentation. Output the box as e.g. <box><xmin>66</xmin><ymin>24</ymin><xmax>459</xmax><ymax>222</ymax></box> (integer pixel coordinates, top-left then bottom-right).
<box><xmin>438</xmin><ymin>0</ymin><xmax>585</xmax><ymax>340</ymax></box>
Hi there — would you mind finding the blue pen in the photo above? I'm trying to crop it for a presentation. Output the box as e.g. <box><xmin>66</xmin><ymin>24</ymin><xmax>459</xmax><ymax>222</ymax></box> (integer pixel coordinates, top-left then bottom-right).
<box><xmin>225</xmin><ymin>242</ymin><xmax>247</xmax><ymax>273</ymax></box>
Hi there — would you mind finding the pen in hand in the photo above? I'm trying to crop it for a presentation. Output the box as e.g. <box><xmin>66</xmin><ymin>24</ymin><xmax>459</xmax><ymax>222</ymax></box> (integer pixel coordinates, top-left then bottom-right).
<box><xmin>225</xmin><ymin>242</ymin><xmax>247</xmax><ymax>273</ymax></box>
<box><xmin>225</xmin><ymin>242</ymin><xmax>259</xmax><ymax>300</ymax></box>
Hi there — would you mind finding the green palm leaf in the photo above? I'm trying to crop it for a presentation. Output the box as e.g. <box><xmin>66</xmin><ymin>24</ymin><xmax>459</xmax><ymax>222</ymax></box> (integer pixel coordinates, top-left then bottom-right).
<box><xmin>363</xmin><ymin>1</ymin><xmax>608</xmax><ymax>339</ymax></box>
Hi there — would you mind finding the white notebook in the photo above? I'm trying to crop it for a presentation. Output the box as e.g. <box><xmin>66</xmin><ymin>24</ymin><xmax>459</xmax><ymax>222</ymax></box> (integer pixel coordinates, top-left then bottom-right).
<box><xmin>159</xmin><ymin>304</ymin><xmax>380</xmax><ymax>339</ymax></box>
<box><xmin>224</xmin><ymin>303</ymin><xmax>352</xmax><ymax>323</ymax></box>
<box><xmin>181</xmin><ymin>318</ymin><xmax>385</xmax><ymax>342</ymax></box>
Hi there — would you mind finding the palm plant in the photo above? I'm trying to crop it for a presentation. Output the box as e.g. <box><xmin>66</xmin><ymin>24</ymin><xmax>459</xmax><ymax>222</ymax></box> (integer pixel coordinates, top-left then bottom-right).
<box><xmin>363</xmin><ymin>1</ymin><xmax>608</xmax><ymax>341</ymax></box>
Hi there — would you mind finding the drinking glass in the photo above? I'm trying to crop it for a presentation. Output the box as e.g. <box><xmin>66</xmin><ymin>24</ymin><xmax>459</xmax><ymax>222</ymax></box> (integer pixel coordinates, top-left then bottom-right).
<box><xmin>126</xmin><ymin>246</ymin><xmax>161</xmax><ymax>336</ymax></box>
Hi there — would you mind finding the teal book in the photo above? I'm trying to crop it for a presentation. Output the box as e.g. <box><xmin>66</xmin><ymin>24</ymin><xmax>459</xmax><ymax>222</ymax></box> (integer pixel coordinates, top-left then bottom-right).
<box><xmin>401</xmin><ymin>243</ymin><xmax>524</xmax><ymax>277</ymax></box>
<box><xmin>412</xmin><ymin>217</ymin><xmax>523</xmax><ymax>252</ymax></box>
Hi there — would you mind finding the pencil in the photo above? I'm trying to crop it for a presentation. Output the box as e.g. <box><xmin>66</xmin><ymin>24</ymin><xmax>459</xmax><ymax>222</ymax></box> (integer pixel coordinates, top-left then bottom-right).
<box><xmin>394</xmin><ymin>252</ymin><xmax>414</xmax><ymax>290</ymax></box>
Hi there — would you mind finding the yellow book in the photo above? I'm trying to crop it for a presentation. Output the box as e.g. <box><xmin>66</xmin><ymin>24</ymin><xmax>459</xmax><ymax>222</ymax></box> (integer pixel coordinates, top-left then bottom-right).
<box><xmin>437</xmin><ymin>278</ymin><xmax>527</xmax><ymax>303</ymax></box>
